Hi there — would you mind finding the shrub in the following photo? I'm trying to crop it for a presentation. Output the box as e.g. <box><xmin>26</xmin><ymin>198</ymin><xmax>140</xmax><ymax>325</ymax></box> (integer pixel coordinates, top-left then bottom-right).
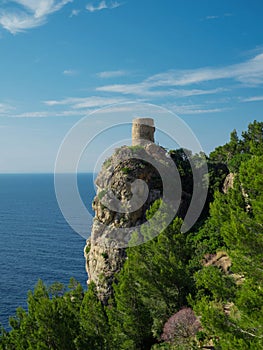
<box><xmin>98</xmin><ymin>189</ymin><xmax>107</xmax><ymax>200</ymax></box>
<box><xmin>161</xmin><ymin>308</ymin><xmax>201</xmax><ymax>345</ymax></box>
<box><xmin>121</xmin><ymin>167</ymin><xmax>130</xmax><ymax>174</ymax></box>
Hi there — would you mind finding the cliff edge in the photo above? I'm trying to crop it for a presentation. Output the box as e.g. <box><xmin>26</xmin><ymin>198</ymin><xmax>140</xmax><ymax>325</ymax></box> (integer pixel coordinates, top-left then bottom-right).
<box><xmin>84</xmin><ymin>118</ymin><xmax>180</xmax><ymax>303</ymax></box>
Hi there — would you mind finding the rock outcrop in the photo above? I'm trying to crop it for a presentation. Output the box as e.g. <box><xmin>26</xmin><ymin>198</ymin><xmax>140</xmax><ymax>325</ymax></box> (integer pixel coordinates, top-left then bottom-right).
<box><xmin>222</xmin><ymin>173</ymin><xmax>235</xmax><ymax>193</ymax></box>
<box><xmin>84</xmin><ymin>119</ymin><xmax>178</xmax><ymax>303</ymax></box>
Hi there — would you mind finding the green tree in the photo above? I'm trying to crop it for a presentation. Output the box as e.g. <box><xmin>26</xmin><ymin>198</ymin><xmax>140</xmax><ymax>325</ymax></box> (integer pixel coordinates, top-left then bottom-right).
<box><xmin>108</xmin><ymin>262</ymin><xmax>154</xmax><ymax>349</ymax></box>
<box><xmin>4</xmin><ymin>279</ymin><xmax>84</xmax><ymax>350</ymax></box>
<box><xmin>76</xmin><ymin>282</ymin><xmax>109</xmax><ymax>350</ymax></box>
<box><xmin>193</xmin><ymin>155</ymin><xmax>263</xmax><ymax>349</ymax></box>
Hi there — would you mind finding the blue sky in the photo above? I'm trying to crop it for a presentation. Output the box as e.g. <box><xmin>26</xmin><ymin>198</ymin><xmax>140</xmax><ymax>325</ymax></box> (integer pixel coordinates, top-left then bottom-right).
<box><xmin>0</xmin><ymin>0</ymin><xmax>262</xmax><ymax>173</ymax></box>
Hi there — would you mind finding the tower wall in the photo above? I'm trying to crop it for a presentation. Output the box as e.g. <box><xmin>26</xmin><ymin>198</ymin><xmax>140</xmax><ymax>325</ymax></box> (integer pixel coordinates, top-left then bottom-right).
<box><xmin>132</xmin><ymin>118</ymin><xmax>155</xmax><ymax>146</ymax></box>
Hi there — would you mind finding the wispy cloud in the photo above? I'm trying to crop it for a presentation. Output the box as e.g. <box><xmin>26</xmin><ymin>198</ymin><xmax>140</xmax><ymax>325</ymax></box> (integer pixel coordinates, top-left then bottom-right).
<box><xmin>96</xmin><ymin>83</ymin><xmax>226</xmax><ymax>98</ymax></box>
<box><xmin>97</xmin><ymin>70</ymin><xmax>127</xmax><ymax>78</ymax></box>
<box><xmin>5</xmin><ymin>53</ymin><xmax>263</xmax><ymax>119</ymax></box>
<box><xmin>242</xmin><ymin>95</ymin><xmax>263</xmax><ymax>102</ymax></box>
<box><xmin>0</xmin><ymin>0</ymin><xmax>73</xmax><ymax>34</ymax></box>
<box><xmin>70</xmin><ymin>9</ymin><xmax>80</xmax><ymax>17</ymax></box>
<box><xmin>10</xmin><ymin>96</ymin><xmax>129</xmax><ymax>118</ymax></box>
<box><xmin>45</xmin><ymin>96</ymin><xmax>128</xmax><ymax>109</ymax></box>
<box><xmin>0</xmin><ymin>102</ymin><xmax>15</xmax><ymax>116</ymax></box>
<box><xmin>6</xmin><ymin>96</ymin><xmax>227</xmax><ymax>119</ymax></box>
<box><xmin>96</xmin><ymin>52</ymin><xmax>263</xmax><ymax>98</ymax></box>
<box><xmin>167</xmin><ymin>104</ymin><xmax>227</xmax><ymax>115</ymax></box>
<box><xmin>96</xmin><ymin>103</ymin><xmax>227</xmax><ymax>116</ymax></box>
<box><xmin>0</xmin><ymin>12</ymin><xmax>45</xmax><ymax>34</ymax></box>
<box><xmin>11</xmin><ymin>110</ymin><xmax>85</xmax><ymax>118</ymax></box>
<box><xmin>43</xmin><ymin>94</ymin><xmax>226</xmax><ymax>117</ymax></box>
<box><xmin>86</xmin><ymin>1</ymin><xmax>121</xmax><ymax>13</ymax></box>
<box><xmin>63</xmin><ymin>69</ymin><xmax>78</xmax><ymax>76</ymax></box>
<box><xmin>205</xmin><ymin>15</ymin><xmax>219</xmax><ymax>20</ymax></box>
<box><xmin>146</xmin><ymin>54</ymin><xmax>263</xmax><ymax>86</ymax></box>
<box><xmin>204</xmin><ymin>13</ymin><xmax>232</xmax><ymax>21</ymax></box>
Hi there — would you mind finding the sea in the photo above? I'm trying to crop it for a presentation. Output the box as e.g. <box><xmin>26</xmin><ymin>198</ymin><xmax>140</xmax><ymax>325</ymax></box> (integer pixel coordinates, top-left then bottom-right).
<box><xmin>0</xmin><ymin>173</ymin><xmax>96</xmax><ymax>330</ymax></box>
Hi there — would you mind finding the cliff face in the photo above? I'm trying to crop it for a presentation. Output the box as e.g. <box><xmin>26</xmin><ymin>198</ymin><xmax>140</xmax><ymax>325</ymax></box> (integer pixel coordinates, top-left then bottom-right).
<box><xmin>84</xmin><ymin>143</ymin><xmax>171</xmax><ymax>303</ymax></box>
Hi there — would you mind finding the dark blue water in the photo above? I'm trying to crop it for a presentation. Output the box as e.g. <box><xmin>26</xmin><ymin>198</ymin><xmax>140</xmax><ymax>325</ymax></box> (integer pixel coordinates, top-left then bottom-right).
<box><xmin>0</xmin><ymin>173</ymin><xmax>95</xmax><ymax>329</ymax></box>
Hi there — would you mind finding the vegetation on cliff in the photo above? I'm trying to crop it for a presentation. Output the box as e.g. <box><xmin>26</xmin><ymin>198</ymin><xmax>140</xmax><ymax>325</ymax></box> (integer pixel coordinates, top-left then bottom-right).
<box><xmin>0</xmin><ymin>121</ymin><xmax>262</xmax><ymax>350</ymax></box>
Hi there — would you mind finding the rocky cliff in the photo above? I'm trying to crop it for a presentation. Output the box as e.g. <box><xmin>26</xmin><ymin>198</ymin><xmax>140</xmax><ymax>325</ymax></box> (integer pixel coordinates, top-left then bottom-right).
<box><xmin>84</xmin><ymin>142</ymin><xmax>175</xmax><ymax>303</ymax></box>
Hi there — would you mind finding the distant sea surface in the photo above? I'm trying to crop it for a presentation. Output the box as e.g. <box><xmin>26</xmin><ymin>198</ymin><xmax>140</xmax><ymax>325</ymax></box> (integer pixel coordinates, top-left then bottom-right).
<box><xmin>0</xmin><ymin>173</ymin><xmax>95</xmax><ymax>329</ymax></box>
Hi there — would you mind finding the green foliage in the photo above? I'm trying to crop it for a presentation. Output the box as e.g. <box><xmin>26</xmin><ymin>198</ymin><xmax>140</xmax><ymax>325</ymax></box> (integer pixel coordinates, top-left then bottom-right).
<box><xmin>190</xmin><ymin>187</ymin><xmax>239</xmax><ymax>257</ymax></box>
<box><xmin>1</xmin><ymin>120</ymin><xmax>262</xmax><ymax>349</ymax></box>
<box><xmin>2</xmin><ymin>279</ymin><xmax>83</xmax><ymax>350</ymax></box>
<box><xmin>241</xmin><ymin>120</ymin><xmax>263</xmax><ymax>155</ymax></box>
<box><xmin>85</xmin><ymin>245</ymin><xmax>90</xmax><ymax>255</ymax></box>
<box><xmin>210</xmin><ymin>120</ymin><xmax>263</xmax><ymax>171</ymax></box>
<box><xmin>75</xmin><ymin>282</ymin><xmax>110</xmax><ymax>349</ymax></box>
<box><xmin>102</xmin><ymin>157</ymin><xmax>112</xmax><ymax>169</ymax></box>
<box><xmin>169</xmin><ymin>148</ymin><xmax>194</xmax><ymax>194</ymax></box>
<box><xmin>227</xmin><ymin>152</ymin><xmax>251</xmax><ymax>173</ymax></box>
<box><xmin>98</xmin><ymin>189</ymin><xmax>108</xmax><ymax>200</ymax></box>
<box><xmin>118</xmin><ymin>216</ymin><xmax>194</xmax><ymax>341</ymax></box>
<box><xmin>48</xmin><ymin>281</ymin><xmax>65</xmax><ymax>297</ymax></box>
<box><xmin>195</xmin><ymin>265</ymin><xmax>236</xmax><ymax>300</ymax></box>
<box><xmin>107</xmin><ymin>264</ymin><xmax>154</xmax><ymax>349</ymax></box>
<box><xmin>121</xmin><ymin>166</ymin><xmax>131</xmax><ymax>174</ymax></box>
<box><xmin>128</xmin><ymin>144</ymin><xmax>144</xmax><ymax>153</ymax></box>
<box><xmin>207</xmin><ymin>161</ymin><xmax>229</xmax><ymax>195</ymax></box>
<box><xmin>192</xmin><ymin>154</ymin><xmax>263</xmax><ymax>348</ymax></box>
<box><xmin>101</xmin><ymin>252</ymin><xmax>109</xmax><ymax>260</ymax></box>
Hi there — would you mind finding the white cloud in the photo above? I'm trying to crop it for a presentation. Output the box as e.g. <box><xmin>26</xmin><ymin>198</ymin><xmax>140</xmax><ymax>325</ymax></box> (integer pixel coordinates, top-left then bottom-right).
<box><xmin>0</xmin><ymin>102</ymin><xmax>15</xmax><ymax>116</ymax></box>
<box><xmin>11</xmin><ymin>96</ymin><xmax>129</xmax><ymax>118</ymax></box>
<box><xmin>43</xmin><ymin>95</ymin><xmax>225</xmax><ymax>117</ymax></box>
<box><xmin>96</xmin><ymin>52</ymin><xmax>263</xmax><ymax>98</ymax></box>
<box><xmin>12</xmin><ymin>0</ymin><xmax>73</xmax><ymax>18</ymax></box>
<box><xmin>0</xmin><ymin>12</ymin><xmax>45</xmax><ymax>34</ymax></box>
<box><xmin>96</xmin><ymin>103</ymin><xmax>225</xmax><ymax>116</ymax></box>
<box><xmin>63</xmin><ymin>69</ymin><xmax>78</xmax><ymax>76</ymax></box>
<box><xmin>45</xmin><ymin>96</ymin><xmax>128</xmax><ymax>109</ymax></box>
<box><xmin>96</xmin><ymin>82</ymin><xmax>226</xmax><ymax>97</ymax></box>
<box><xmin>168</xmin><ymin>104</ymin><xmax>226</xmax><ymax>115</ymax></box>
<box><xmin>204</xmin><ymin>13</ymin><xmax>232</xmax><ymax>20</ymax></box>
<box><xmin>86</xmin><ymin>1</ymin><xmax>121</xmax><ymax>13</ymax></box>
<box><xmin>70</xmin><ymin>9</ymin><xmax>80</xmax><ymax>17</ymax></box>
<box><xmin>4</xmin><ymin>105</ymin><xmax>222</xmax><ymax>118</ymax></box>
<box><xmin>0</xmin><ymin>0</ymin><xmax>73</xmax><ymax>34</ymax></box>
<box><xmin>97</xmin><ymin>70</ymin><xmax>127</xmax><ymax>78</ymax></box>
<box><xmin>11</xmin><ymin>110</ymin><xmax>88</xmax><ymax>118</ymax></box>
<box><xmin>205</xmin><ymin>15</ymin><xmax>219</xmax><ymax>20</ymax></box>
<box><xmin>242</xmin><ymin>95</ymin><xmax>263</xmax><ymax>102</ymax></box>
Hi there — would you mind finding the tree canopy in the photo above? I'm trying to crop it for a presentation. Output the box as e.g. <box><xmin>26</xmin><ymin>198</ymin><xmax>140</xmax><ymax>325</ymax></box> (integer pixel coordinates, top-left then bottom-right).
<box><xmin>1</xmin><ymin>120</ymin><xmax>262</xmax><ymax>350</ymax></box>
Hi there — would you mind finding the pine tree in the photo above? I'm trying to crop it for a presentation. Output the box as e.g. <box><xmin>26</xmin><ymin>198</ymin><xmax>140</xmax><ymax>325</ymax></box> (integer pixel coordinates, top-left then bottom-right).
<box><xmin>193</xmin><ymin>155</ymin><xmax>263</xmax><ymax>349</ymax></box>
<box><xmin>76</xmin><ymin>282</ymin><xmax>109</xmax><ymax>350</ymax></box>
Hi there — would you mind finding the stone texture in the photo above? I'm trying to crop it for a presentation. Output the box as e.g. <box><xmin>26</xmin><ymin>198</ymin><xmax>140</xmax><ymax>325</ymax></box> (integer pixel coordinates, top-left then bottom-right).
<box><xmin>132</xmin><ymin>117</ymin><xmax>155</xmax><ymax>146</ymax></box>
<box><xmin>84</xmin><ymin>144</ymin><xmax>171</xmax><ymax>304</ymax></box>
<box><xmin>84</xmin><ymin>118</ymin><xmax>191</xmax><ymax>303</ymax></box>
<box><xmin>203</xmin><ymin>251</ymin><xmax>232</xmax><ymax>273</ymax></box>
<box><xmin>223</xmin><ymin>173</ymin><xmax>235</xmax><ymax>193</ymax></box>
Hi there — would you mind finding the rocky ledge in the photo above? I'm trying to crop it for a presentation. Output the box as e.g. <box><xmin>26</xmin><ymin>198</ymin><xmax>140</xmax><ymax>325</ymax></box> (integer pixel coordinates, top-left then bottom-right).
<box><xmin>84</xmin><ymin>143</ymin><xmax>175</xmax><ymax>304</ymax></box>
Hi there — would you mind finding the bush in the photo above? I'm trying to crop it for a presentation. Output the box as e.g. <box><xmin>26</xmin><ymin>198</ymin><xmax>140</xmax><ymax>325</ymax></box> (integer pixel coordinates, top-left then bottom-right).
<box><xmin>121</xmin><ymin>167</ymin><xmax>131</xmax><ymax>174</ymax></box>
<box><xmin>161</xmin><ymin>308</ymin><xmax>201</xmax><ymax>346</ymax></box>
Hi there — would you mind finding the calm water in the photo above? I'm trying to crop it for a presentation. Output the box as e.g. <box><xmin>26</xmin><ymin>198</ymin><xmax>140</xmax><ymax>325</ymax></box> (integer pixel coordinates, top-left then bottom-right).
<box><xmin>0</xmin><ymin>173</ymin><xmax>95</xmax><ymax>329</ymax></box>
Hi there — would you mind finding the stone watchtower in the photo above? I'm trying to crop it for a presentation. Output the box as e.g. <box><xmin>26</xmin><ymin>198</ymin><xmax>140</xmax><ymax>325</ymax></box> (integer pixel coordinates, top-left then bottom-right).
<box><xmin>132</xmin><ymin>118</ymin><xmax>155</xmax><ymax>146</ymax></box>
